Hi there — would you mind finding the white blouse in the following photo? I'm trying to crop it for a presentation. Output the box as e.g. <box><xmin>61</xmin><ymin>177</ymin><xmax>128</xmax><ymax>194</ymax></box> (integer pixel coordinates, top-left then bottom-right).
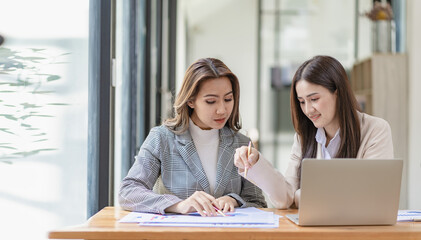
<box><xmin>315</xmin><ymin>128</ymin><xmax>341</xmax><ymax>159</ymax></box>
<box><xmin>189</xmin><ymin>118</ymin><xmax>219</xmax><ymax>193</ymax></box>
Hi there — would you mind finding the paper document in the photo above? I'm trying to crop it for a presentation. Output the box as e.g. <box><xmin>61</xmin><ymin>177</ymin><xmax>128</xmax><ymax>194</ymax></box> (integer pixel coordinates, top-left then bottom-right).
<box><xmin>119</xmin><ymin>207</ymin><xmax>280</xmax><ymax>228</ymax></box>
<box><xmin>137</xmin><ymin>215</ymin><xmax>280</xmax><ymax>228</ymax></box>
<box><xmin>397</xmin><ymin>210</ymin><xmax>421</xmax><ymax>222</ymax></box>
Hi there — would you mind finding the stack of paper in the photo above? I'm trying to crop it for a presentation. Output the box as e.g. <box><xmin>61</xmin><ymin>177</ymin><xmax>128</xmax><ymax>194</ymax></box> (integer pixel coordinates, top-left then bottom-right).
<box><xmin>397</xmin><ymin>210</ymin><xmax>421</xmax><ymax>222</ymax></box>
<box><xmin>119</xmin><ymin>207</ymin><xmax>280</xmax><ymax>228</ymax></box>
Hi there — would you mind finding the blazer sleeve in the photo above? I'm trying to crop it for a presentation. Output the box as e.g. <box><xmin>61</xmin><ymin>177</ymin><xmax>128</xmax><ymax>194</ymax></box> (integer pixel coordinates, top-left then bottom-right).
<box><xmin>118</xmin><ymin>128</ymin><xmax>182</xmax><ymax>214</ymax></box>
<box><xmin>227</xmin><ymin>177</ymin><xmax>268</xmax><ymax>208</ymax></box>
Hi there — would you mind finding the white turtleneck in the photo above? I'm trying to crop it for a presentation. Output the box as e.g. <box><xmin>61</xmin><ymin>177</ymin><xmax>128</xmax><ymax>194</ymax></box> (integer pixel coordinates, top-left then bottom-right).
<box><xmin>189</xmin><ymin>118</ymin><xmax>219</xmax><ymax>193</ymax></box>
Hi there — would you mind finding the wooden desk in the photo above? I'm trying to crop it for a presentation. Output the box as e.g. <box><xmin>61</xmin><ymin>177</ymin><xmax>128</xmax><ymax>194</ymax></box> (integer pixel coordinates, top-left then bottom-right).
<box><xmin>49</xmin><ymin>207</ymin><xmax>421</xmax><ymax>240</ymax></box>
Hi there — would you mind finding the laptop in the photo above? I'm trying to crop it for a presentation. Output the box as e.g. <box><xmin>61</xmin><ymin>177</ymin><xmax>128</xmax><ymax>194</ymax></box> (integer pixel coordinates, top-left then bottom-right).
<box><xmin>286</xmin><ymin>158</ymin><xmax>403</xmax><ymax>226</ymax></box>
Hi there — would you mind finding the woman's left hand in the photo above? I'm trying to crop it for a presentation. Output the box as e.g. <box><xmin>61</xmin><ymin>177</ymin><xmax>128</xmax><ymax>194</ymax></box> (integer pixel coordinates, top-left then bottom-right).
<box><xmin>213</xmin><ymin>196</ymin><xmax>238</xmax><ymax>213</ymax></box>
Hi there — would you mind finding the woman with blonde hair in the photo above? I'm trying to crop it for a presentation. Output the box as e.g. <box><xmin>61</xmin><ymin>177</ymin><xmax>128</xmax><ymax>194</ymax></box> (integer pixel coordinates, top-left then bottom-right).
<box><xmin>234</xmin><ymin>55</ymin><xmax>393</xmax><ymax>209</ymax></box>
<box><xmin>119</xmin><ymin>58</ymin><xmax>266</xmax><ymax>216</ymax></box>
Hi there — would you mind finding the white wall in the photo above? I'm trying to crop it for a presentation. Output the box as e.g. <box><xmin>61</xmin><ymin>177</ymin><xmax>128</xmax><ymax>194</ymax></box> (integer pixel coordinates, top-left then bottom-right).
<box><xmin>407</xmin><ymin>0</ymin><xmax>421</xmax><ymax>209</ymax></box>
<box><xmin>179</xmin><ymin>0</ymin><xmax>258</xmax><ymax>134</ymax></box>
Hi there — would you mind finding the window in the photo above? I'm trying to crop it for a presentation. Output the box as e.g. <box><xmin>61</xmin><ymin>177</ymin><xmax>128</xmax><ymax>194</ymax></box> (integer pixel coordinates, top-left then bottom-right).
<box><xmin>0</xmin><ymin>1</ymin><xmax>89</xmax><ymax>239</ymax></box>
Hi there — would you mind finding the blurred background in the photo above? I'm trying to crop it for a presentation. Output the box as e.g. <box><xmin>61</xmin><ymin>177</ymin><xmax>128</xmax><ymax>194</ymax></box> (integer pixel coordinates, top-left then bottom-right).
<box><xmin>0</xmin><ymin>0</ymin><xmax>419</xmax><ymax>239</ymax></box>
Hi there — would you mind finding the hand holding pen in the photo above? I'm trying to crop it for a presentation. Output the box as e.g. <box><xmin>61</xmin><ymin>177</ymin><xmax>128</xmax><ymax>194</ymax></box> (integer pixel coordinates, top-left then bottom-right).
<box><xmin>213</xmin><ymin>195</ymin><xmax>238</xmax><ymax>215</ymax></box>
<box><xmin>234</xmin><ymin>142</ymin><xmax>260</xmax><ymax>175</ymax></box>
<box><xmin>166</xmin><ymin>191</ymin><xmax>219</xmax><ymax>217</ymax></box>
<box><xmin>166</xmin><ymin>191</ymin><xmax>237</xmax><ymax>217</ymax></box>
<box><xmin>212</xmin><ymin>205</ymin><xmax>227</xmax><ymax>217</ymax></box>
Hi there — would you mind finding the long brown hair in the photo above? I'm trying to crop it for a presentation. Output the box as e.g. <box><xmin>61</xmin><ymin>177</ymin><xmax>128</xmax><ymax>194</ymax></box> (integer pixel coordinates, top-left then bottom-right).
<box><xmin>164</xmin><ymin>58</ymin><xmax>241</xmax><ymax>134</ymax></box>
<box><xmin>290</xmin><ymin>55</ymin><xmax>361</xmax><ymax>158</ymax></box>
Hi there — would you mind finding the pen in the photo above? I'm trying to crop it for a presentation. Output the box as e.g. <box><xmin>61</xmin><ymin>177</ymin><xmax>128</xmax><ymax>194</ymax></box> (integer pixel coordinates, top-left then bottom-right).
<box><xmin>212</xmin><ymin>205</ymin><xmax>227</xmax><ymax>217</ymax></box>
<box><xmin>244</xmin><ymin>141</ymin><xmax>251</xmax><ymax>179</ymax></box>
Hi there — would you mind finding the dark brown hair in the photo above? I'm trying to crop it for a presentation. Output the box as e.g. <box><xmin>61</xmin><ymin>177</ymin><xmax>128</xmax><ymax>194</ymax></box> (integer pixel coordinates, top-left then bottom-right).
<box><xmin>164</xmin><ymin>58</ymin><xmax>241</xmax><ymax>134</ymax></box>
<box><xmin>290</xmin><ymin>55</ymin><xmax>361</xmax><ymax>158</ymax></box>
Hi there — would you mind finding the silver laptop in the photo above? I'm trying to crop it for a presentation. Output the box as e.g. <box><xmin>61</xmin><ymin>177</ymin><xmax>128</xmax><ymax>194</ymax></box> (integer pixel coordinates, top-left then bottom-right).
<box><xmin>286</xmin><ymin>159</ymin><xmax>403</xmax><ymax>226</ymax></box>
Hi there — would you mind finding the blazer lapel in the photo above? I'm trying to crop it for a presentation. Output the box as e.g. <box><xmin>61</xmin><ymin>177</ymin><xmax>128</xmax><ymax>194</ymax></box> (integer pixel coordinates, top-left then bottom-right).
<box><xmin>213</xmin><ymin>127</ymin><xmax>235</xmax><ymax>197</ymax></box>
<box><xmin>175</xmin><ymin>129</ymin><xmax>211</xmax><ymax>193</ymax></box>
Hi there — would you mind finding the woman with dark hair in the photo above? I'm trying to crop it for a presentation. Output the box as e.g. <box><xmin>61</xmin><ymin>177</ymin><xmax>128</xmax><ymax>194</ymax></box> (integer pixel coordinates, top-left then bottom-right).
<box><xmin>119</xmin><ymin>58</ymin><xmax>266</xmax><ymax>216</ymax></box>
<box><xmin>234</xmin><ymin>55</ymin><xmax>393</xmax><ymax>209</ymax></box>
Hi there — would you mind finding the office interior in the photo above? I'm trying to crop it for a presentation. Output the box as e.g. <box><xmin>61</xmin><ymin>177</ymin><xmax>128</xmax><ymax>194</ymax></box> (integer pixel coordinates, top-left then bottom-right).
<box><xmin>0</xmin><ymin>0</ymin><xmax>420</xmax><ymax>239</ymax></box>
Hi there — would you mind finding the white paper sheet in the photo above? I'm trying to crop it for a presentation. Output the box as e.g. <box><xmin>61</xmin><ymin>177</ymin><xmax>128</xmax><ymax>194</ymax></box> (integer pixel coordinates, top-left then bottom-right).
<box><xmin>397</xmin><ymin>210</ymin><xmax>421</xmax><ymax>222</ymax></box>
<box><xmin>119</xmin><ymin>207</ymin><xmax>280</xmax><ymax>228</ymax></box>
<box><xmin>137</xmin><ymin>215</ymin><xmax>280</xmax><ymax>228</ymax></box>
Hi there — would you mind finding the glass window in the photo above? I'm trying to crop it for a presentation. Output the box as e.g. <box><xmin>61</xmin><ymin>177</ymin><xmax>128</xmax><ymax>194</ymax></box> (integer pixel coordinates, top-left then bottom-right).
<box><xmin>0</xmin><ymin>1</ymin><xmax>89</xmax><ymax>239</ymax></box>
<box><xmin>259</xmin><ymin>0</ymin><xmax>356</xmax><ymax>172</ymax></box>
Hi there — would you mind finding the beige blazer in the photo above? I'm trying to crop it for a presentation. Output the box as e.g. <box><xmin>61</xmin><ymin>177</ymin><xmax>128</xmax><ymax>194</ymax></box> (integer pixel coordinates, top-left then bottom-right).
<box><xmin>244</xmin><ymin>111</ymin><xmax>394</xmax><ymax>209</ymax></box>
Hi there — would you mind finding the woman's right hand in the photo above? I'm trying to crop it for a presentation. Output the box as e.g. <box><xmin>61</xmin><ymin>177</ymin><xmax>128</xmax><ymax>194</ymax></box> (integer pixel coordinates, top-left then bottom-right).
<box><xmin>165</xmin><ymin>191</ymin><xmax>218</xmax><ymax>217</ymax></box>
<box><xmin>234</xmin><ymin>146</ymin><xmax>260</xmax><ymax>172</ymax></box>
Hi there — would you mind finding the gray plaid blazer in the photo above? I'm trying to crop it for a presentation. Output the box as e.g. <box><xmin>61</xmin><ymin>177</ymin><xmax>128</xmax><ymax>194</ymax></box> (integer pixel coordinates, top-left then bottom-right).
<box><xmin>119</xmin><ymin>125</ymin><xmax>267</xmax><ymax>214</ymax></box>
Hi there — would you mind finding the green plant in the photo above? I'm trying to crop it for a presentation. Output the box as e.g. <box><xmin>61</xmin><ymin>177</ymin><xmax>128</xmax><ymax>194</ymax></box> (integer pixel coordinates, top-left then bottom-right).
<box><xmin>0</xmin><ymin>47</ymin><xmax>69</xmax><ymax>163</ymax></box>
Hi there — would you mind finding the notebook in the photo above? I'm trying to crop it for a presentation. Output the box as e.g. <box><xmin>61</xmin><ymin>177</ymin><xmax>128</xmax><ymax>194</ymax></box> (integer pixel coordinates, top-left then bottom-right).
<box><xmin>286</xmin><ymin>158</ymin><xmax>403</xmax><ymax>226</ymax></box>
